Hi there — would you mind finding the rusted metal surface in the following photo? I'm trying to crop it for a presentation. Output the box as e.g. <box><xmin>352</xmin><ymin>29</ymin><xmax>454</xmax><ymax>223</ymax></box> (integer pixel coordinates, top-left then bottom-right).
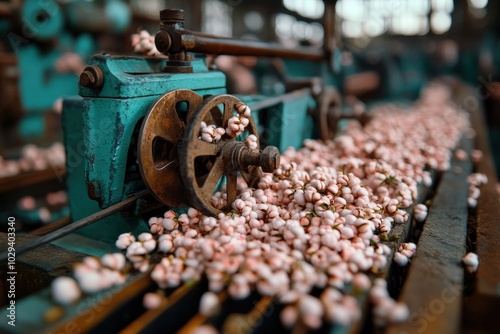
<box><xmin>180</xmin><ymin>95</ymin><xmax>280</xmax><ymax>216</ymax></box>
<box><xmin>124</xmin><ymin>176</ymin><xmax>435</xmax><ymax>334</ymax></box>
<box><xmin>387</xmin><ymin>135</ymin><xmax>473</xmax><ymax>334</ymax></box>
<box><xmin>156</xmin><ymin>9</ymin><xmax>324</xmax><ymax>62</ymax></box>
<box><xmin>138</xmin><ymin>89</ymin><xmax>203</xmax><ymax>208</ymax></box>
<box><xmin>234</xmin><ymin>145</ymin><xmax>280</xmax><ymax>174</ymax></box>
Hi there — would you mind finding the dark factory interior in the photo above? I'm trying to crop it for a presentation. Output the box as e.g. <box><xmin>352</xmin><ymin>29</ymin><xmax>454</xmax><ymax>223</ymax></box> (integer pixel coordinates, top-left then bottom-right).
<box><xmin>0</xmin><ymin>0</ymin><xmax>499</xmax><ymax>333</ymax></box>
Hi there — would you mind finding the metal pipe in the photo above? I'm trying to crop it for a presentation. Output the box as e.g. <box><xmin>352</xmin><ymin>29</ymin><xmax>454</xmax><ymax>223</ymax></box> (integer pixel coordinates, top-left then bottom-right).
<box><xmin>181</xmin><ymin>31</ymin><xmax>324</xmax><ymax>60</ymax></box>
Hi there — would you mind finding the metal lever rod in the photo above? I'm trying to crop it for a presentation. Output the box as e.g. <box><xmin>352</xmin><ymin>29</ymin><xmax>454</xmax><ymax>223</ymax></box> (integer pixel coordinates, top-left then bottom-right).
<box><xmin>179</xmin><ymin>30</ymin><xmax>324</xmax><ymax>61</ymax></box>
<box><xmin>0</xmin><ymin>191</ymin><xmax>149</xmax><ymax>261</ymax></box>
<box><xmin>155</xmin><ymin>9</ymin><xmax>325</xmax><ymax>61</ymax></box>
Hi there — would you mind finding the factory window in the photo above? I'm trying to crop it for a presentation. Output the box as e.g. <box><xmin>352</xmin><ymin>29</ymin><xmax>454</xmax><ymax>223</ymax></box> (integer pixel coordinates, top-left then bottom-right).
<box><xmin>274</xmin><ymin>13</ymin><xmax>324</xmax><ymax>47</ymax></box>
<box><xmin>282</xmin><ymin>0</ymin><xmax>324</xmax><ymax>20</ymax></box>
<box><xmin>244</xmin><ymin>11</ymin><xmax>264</xmax><ymax>32</ymax></box>
<box><xmin>336</xmin><ymin>0</ymin><xmax>454</xmax><ymax>39</ymax></box>
<box><xmin>202</xmin><ymin>0</ymin><xmax>233</xmax><ymax>37</ymax></box>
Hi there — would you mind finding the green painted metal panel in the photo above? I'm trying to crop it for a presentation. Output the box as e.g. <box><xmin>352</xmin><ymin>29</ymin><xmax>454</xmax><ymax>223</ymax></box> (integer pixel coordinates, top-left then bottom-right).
<box><xmin>63</xmin><ymin>96</ymin><xmax>149</xmax><ymax>243</ymax></box>
<box><xmin>62</xmin><ymin>55</ymin><xmax>228</xmax><ymax>242</ymax></box>
<box><xmin>266</xmin><ymin>94</ymin><xmax>315</xmax><ymax>151</ymax></box>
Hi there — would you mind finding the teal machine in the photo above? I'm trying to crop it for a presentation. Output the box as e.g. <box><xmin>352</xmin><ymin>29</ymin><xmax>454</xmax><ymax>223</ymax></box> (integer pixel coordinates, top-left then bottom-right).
<box><xmin>59</xmin><ymin>8</ymin><xmax>355</xmax><ymax>248</ymax></box>
<box><xmin>0</xmin><ymin>0</ymin><xmax>130</xmax><ymax>140</ymax></box>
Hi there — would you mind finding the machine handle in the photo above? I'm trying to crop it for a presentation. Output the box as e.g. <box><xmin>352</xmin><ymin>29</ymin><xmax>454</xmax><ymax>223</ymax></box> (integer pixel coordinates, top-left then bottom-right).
<box><xmin>155</xmin><ymin>9</ymin><xmax>325</xmax><ymax>62</ymax></box>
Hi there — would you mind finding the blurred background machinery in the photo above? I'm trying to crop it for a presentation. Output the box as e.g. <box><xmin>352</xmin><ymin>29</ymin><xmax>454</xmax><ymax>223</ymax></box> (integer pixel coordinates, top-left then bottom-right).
<box><xmin>0</xmin><ymin>0</ymin><xmax>131</xmax><ymax>144</ymax></box>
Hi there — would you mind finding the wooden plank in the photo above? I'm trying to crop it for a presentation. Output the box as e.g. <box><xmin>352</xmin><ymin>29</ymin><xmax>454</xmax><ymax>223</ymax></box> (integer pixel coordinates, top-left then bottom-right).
<box><xmin>387</xmin><ymin>135</ymin><xmax>473</xmax><ymax>334</ymax></box>
<box><xmin>0</xmin><ymin>166</ymin><xmax>65</xmax><ymax>195</ymax></box>
<box><xmin>46</xmin><ymin>271</ymin><xmax>154</xmax><ymax>334</ymax></box>
<box><xmin>462</xmin><ymin>86</ymin><xmax>500</xmax><ymax>333</ymax></box>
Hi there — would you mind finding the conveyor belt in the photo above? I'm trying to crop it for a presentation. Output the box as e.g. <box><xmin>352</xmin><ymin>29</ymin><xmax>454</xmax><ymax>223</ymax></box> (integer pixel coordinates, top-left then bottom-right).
<box><xmin>1</xmin><ymin>84</ymin><xmax>498</xmax><ymax>334</ymax></box>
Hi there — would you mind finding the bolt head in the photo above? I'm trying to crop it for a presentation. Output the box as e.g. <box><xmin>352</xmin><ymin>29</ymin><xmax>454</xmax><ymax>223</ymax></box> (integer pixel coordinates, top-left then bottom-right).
<box><xmin>261</xmin><ymin>146</ymin><xmax>281</xmax><ymax>173</ymax></box>
<box><xmin>155</xmin><ymin>30</ymin><xmax>172</xmax><ymax>53</ymax></box>
<box><xmin>79</xmin><ymin>66</ymin><xmax>104</xmax><ymax>89</ymax></box>
<box><xmin>79</xmin><ymin>71</ymin><xmax>94</xmax><ymax>87</ymax></box>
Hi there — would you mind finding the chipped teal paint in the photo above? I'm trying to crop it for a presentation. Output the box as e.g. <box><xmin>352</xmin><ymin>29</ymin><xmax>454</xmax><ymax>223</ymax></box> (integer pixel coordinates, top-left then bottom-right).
<box><xmin>63</xmin><ymin>96</ymin><xmax>149</xmax><ymax>243</ymax></box>
<box><xmin>63</xmin><ymin>55</ymin><xmax>225</xmax><ymax>242</ymax></box>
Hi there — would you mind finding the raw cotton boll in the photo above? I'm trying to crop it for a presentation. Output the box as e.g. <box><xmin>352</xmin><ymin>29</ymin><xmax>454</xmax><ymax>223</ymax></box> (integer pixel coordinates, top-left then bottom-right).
<box><xmin>462</xmin><ymin>252</ymin><xmax>479</xmax><ymax>273</ymax></box>
<box><xmin>325</xmin><ymin>304</ymin><xmax>352</xmax><ymax>325</ymax></box>
<box><xmin>352</xmin><ymin>273</ymin><xmax>371</xmax><ymax>290</ymax></box>
<box><xmin>467</xmin><ymin>197</ymin><xmax>477</xmax><ymax>208</ymax></box>
<box><xmin>158</xmin><ymin>236</ymin><xmax>174</xmax><ymax>253</ymax></box>
<box><xmin>455</xmin><ymin>149</ymin><xmax>467</xmax><ymax>161</ymax></box>
<box><xmin>52</xmin><ymin>277</ymin><xmax>81</xmax><ymax>305</ymax></box>
<box><xmin>142</xmin><ymin>239</ymin><xmax>157</xmax><ymax>253</ymax></box>
<box><xmin>199</xmin><ymin>291</ymin><xmax>220</xmax><ymax>317</ymax></box>
<box><xmin>68</xmin><ymin>86</ymin><xmax>470</xmax><ymax>330</ymax></box>
<box><xmin>393</xmin><ymin>252</ymin><xmax>409</xmax><ymax>266</ymax></box>
<box><xmin>101</xmin><ymin>253</ymin><xmax>126</xmax><ymax>271</ymax></box>
<box><xmin>280</xmin><ymin>305</ymin><xmax>298</xmax><ymax>328</ymax></box>
<box><xmin>78</xmin><ymin>271</ymin><xmax>104</xmax><ymax>294</ymax></box>
<box><xmin>143</xmin><ymin>292</ymin><xmax>163</xmax><ymax>309</ymax></box>
<box><xmin>82</xmin><ymin>257</ymin><xmax>101</xmax><ymax>270</ymax></box>
<box><xmin>116</xmin><ymin>233</ymin><xmax>135</xmax><ymax>249</ymax></box>
<box><xmin>388</xmin><ymin>302</ymin><xmax>410</xmax><ymax>323</ymax></box>
<box><xmin>298</xmin><ymin>295</ymin><xmax>323</xmax><ymax>329</ymax></box>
